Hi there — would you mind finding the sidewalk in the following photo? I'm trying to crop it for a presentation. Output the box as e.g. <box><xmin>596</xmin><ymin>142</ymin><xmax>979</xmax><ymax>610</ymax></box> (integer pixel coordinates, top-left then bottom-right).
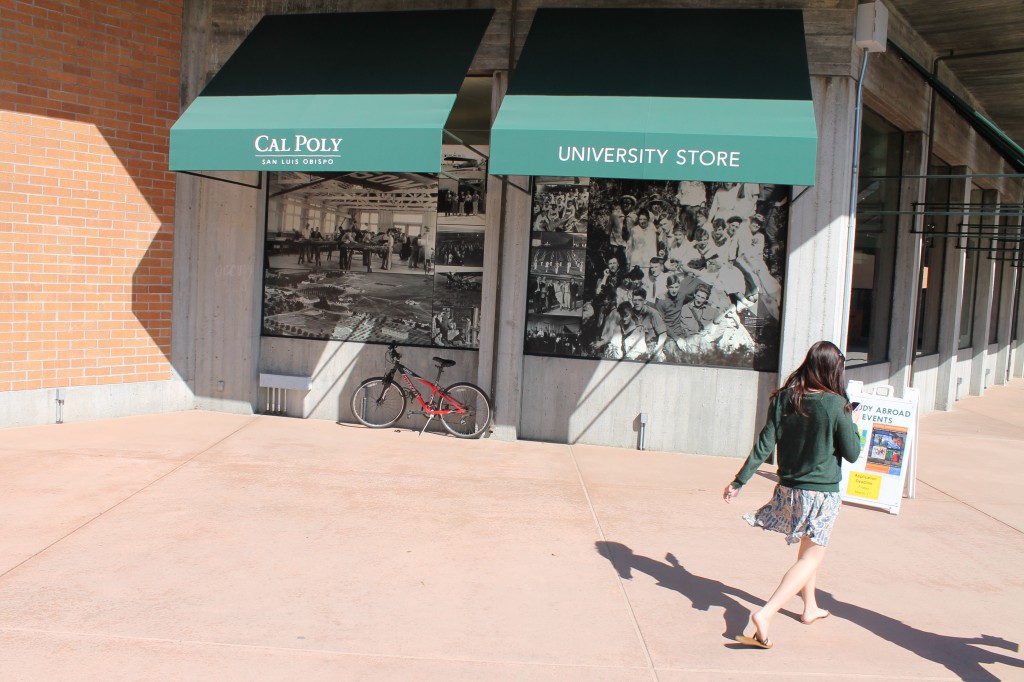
<box><xmin>0</xmin><ymin>382</ymin><xmax>1021</xmax><ymax>681</ymax></box>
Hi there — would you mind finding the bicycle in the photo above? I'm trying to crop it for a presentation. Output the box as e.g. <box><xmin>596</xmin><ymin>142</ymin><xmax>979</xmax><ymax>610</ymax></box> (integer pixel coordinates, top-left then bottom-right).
<box><xmin>350</xmin><ymin>344</ymin><xmax>492</xmax><ymax>438</ymax></box>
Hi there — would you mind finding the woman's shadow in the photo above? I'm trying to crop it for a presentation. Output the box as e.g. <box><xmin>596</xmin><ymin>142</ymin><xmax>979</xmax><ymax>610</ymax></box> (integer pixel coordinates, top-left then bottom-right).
<box><xmin>595</xmin><ymin>540</ymin><xmax>771</xmax><ymax>639</ymax></box>
<box><xmin>817</xmin><ymin>591</ymin><xmax>1022</xmax><ymax>682</ymax></box>
<box><xmin>594</xmin><ymin>541</ymin><xmax>1022</xmax><ymax>679</ymax></box>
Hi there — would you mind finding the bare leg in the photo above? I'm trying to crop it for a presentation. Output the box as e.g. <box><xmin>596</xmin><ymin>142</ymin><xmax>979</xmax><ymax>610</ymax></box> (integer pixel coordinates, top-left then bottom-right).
<box><xmin>799</xmin><ymin>545</ymin><xmax>830</xmax><ymax>623</ymax></box>
<box><xmin>750</xmin><ymin>537</ymin><xmax>827</xmax><ymax>643</ymax></box>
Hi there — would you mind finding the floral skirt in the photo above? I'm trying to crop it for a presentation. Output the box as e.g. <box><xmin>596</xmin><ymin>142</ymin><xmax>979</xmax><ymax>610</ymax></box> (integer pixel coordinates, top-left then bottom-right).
<box><xmin>743</xmin><ymin>484</ymin><xmax>842</xmax><ymax>546</ymax></box>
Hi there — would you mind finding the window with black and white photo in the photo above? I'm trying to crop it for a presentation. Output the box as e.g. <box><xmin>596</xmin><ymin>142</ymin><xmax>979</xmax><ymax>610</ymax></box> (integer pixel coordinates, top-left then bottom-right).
<box><xmin>524</xmin><ymin>178</ymin><xmax>790</xmax><ymax>371</ymax></box>
<box><xmin>260</xmin><ymin>145</ymin><xmax>488</xmax><ymax>349</ymax></box>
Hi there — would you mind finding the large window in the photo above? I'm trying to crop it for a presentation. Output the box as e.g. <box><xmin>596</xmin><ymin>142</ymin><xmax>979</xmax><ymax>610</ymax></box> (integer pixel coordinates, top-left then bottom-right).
<box><xmin>848</xmin><ymin>109</ymin><xmax>903</xmax><ymax>366</ymax></box>
<box><xmin>1013</xmin><ymin>273</ymin><xmax>1022</xmax><ymax>342</ymax></box>
<box><xmin>989</xmin><ymin>260</ymin><xmax>1003</xmax><ymax>345</ymax></box>
<box><xmin>958</xmin><ymin>186</ymin><xmax>984</xmax><ymax>349</ymax></box>
<box><xmin>915</xmin><ymin>157</ymin><xmax>950</xmax><ymax>356</ymax></box>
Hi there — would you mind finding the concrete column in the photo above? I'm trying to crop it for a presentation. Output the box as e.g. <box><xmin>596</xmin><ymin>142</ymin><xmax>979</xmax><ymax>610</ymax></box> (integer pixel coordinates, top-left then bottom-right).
<box><xmin>968</xmin><ymin>189</ymin><xmax>998</xmax><ymax>395</ymax></box>
<box><xmin>778</xmin><ymin>75</ymin><xmax>857</xmax><ymax>379</ymax></box>
<box><xmin>170</xmin><ymin>0</ymin><xmax>211</xmax><ymax>399</ymax></box>
<box><xmin>487</xmin><ymin>72</ymin><xmax>531</xmax><ymax>441</ymax></box>
<box><xmin>887</xmin><ymin>132</ymin><xmax>927</xmax><ymax>395</ymax></box>
<box><xmin>488</xmin><ymin>174</ymin><xmax>532</xmax><ymax>440</ymax></box>
<box><xmin>934</xmin><ymin>167</ymin><xmax>971</xmax><ymax>410</ymax></box>
<box><xmin>474</xmin><ymin>73</ymin><xmax>510</xmax><ymax>398</ymax></box>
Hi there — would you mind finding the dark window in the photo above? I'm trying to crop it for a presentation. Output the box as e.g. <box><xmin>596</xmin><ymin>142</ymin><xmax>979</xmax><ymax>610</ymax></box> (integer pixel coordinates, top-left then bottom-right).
<box><xmin>1013</xmin><ymin>273</ymin><xmax>1022</xmax><ymax>342</ymax></box>
<box><xmin>914</xmin><ymin>157</ymin><xmax>950</xmax><ymax>356</ymax></box>
<box><xmin>848</xmin><ymin>109</ymin><xmax>902</xmax><ymax>366</ymax></box>
<box><xmin>989</xmin><ymin>260</ymin><xmax>1003</xmax><ymax>345</ymax></box>
<box><xmin>958</xmin><ymin>187</ymin><xmax>983</xmax><ymax>349</ymax></box>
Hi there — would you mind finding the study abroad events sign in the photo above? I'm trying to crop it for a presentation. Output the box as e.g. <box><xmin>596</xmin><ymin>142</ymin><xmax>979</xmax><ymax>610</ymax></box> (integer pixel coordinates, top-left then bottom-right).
<box><xmin>840</xmin><ymin>382</ymin><xmax>920</xmax><ymax>515</ymax></box>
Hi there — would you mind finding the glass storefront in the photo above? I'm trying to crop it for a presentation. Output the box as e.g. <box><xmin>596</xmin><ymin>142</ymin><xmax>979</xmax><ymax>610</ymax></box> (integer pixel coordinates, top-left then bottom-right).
<box><xmin>914</xmin><ymin>157</ymin><xmax>950</xmax><ymax>356</ymax></box>
<box><xmin>848</xmin><ymin>109</ymin><xmax>903</xmax><ymax>366</ymax></box>
<box><xmin>958</xmin><ymin>186</ymin><xmax>984</xmax><ymax>349</ymax></box>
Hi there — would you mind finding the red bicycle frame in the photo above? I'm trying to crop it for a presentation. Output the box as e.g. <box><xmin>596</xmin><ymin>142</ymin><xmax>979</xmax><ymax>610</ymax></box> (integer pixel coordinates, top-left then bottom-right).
<box><xmin>385</xmin><ymin>361</ymin><xmax>468</xmax><ymax>417</ymax></box>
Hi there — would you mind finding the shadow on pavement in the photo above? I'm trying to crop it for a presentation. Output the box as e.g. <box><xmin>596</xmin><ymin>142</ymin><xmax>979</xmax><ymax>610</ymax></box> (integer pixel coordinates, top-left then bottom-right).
<box><xmin>595</xmin><ymin>542</ymin><xmax>1024</xmax><ymax>680</ymax></box>
<box><xmin>595</xmin><ymin>541</ymin><xmax>767</xmax><ymax>639</ymax></box>
<box><xmin>819</xmin><ymin>592</ymin><xmax>1023</xmax><ymax>682</ymax></box>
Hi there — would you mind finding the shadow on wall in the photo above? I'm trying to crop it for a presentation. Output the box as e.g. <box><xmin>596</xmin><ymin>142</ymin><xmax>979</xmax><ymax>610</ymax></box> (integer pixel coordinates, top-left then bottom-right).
<box><xmin>519</xmin><ymin>356</ymin><xmax>777</xmax><ymax>457</ymax></box>
<box><xmin>131</xmin><ymin>228</ymin><xmax>175</xmax><ymax>367</ymax></box>
<box><xmin>257</xmin><ymin>334</ymin><xmax>481</xmax><ymax>435</ymax></box>
<box><xmin>7</xmin><ymin>4</ymin><xmax>182</xmax><ymax>392</ymax></box>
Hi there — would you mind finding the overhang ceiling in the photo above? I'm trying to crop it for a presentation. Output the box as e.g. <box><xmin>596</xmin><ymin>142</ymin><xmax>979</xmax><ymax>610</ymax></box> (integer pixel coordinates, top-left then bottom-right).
<box><xmin>887</xmin><ymin>0</ymin><xmax>1024</xmax><ymax>150</ymax></box>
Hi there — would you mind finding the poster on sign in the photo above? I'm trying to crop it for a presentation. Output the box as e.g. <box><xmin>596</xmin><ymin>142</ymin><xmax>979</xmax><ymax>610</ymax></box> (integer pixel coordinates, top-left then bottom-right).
<box><xmin>840</xmin><ymin>382</ymin><xmax>919</xmax><ymax>515</ymax></box>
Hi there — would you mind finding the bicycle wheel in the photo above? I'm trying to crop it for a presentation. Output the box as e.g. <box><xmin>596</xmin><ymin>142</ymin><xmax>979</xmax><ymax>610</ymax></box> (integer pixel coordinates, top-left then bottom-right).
<box><xmin>438</xmin><ymin>382</ymin><xmax>492</xmax><ymax>438</ymax></box>
<box><xmin>351</xmin><ymin>377</ymin><xmax>406</xmax><ymax>428</ymax></box>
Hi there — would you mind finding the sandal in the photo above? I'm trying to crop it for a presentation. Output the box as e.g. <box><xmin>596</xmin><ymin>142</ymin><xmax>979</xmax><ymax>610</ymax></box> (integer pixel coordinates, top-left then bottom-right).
<box><xmin>735</xmin><ymin>633</ymin><xmax>773</xmax><ymax>649</ymax></box>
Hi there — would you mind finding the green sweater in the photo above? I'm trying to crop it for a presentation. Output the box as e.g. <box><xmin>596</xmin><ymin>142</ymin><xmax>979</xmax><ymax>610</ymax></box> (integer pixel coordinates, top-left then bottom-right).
<box><xmin>732</xmin><ymin>390</ymin><xmax>862</xmax><ymax>492</ymax></box>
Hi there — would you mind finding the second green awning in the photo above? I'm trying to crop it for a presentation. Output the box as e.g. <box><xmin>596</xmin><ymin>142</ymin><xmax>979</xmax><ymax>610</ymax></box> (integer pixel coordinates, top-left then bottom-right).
<box><xmin>170</xmin><ymin>10</ymin><xmax>492</xmax><ymax>172</ymax></box>
<box><xmin>490</xmin><ymin>9</ymin><xmax>818</xmax><ymax>185</ymax></box>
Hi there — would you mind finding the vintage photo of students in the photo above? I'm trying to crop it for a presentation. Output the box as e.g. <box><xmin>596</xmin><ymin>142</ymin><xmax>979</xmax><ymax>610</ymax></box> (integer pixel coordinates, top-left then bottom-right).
<box><xmin>431</xmin><ymin>268</ymin><xmax>483</xmax><ymax>349</ymax></box>
<box><xmin>438</xmin><ymin>144</ymin><xmax>487</xmax><ymax>227</ymax></box>
<box><xmin>524</xmin><ymin>178</ymin><xmax>790</xmax><ymax>371</ymax></box>
<box><xmin>435</xmin><ymin>227</ymin><xmax>485</xmax><ymax>268</ymax></box>
<box><xmin>260</xmin><ymin>161</ymin><xmax>486</xmax><ymax>349</ymax></box>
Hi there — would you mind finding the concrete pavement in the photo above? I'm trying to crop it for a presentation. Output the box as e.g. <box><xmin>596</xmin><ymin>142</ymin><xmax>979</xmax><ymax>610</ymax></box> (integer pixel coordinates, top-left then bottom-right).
<box><xmin>0</xmin><ymin>382</ymin><xmax>1022</xmax><ymax>680</ymax></box>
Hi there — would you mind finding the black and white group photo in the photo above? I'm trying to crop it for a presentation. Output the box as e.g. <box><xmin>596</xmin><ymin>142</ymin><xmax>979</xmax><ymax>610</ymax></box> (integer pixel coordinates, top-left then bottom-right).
<box><xmin>435</xmin><ymin>227</ymin><xmax>485</xmax><ymax>267</ymax></box>
<box><xmin>525</xmin><ymin>178</ymin><xmax>790</xmax><ymax>371</ymax></box>
<box><xmin>431</xmin><ymin>267</ymin><xmax>483</xmax><ymax>348</ymax></box>
<box><xmin>438</xmin><ymin>145</ymin><xmax>488</xmax><ymax>227</ymax></box>
<box><xmin>527</xmin><ymin>274</ymin><xmax>584</xmax><ymax>316</ymax></box>
<box><xmin>431</xmin><ymin>305</ymin><xmax>481</xmax><ymax>348</ymax></box>
<box><xmin>260</xmin><ymin>162</ymin><xmax>487</xmax><ymax>349</ymax></box>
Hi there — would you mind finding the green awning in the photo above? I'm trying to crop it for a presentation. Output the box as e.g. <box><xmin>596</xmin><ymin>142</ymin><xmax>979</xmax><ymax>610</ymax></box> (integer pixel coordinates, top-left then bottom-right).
<box><xmin>490</xmin><ymin>9</ymin><xmax>818</xmax><ymax>185</ymax></box>
<box><xmin>170</xmin><ymin>10</ymin><xmax>492</xmax><ymax>172</ymax></box>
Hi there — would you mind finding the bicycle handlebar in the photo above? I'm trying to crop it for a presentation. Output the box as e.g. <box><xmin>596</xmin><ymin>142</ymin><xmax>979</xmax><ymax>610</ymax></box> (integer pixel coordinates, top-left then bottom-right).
<box><xmin>387</xmin><ymin>343</ymin><xmax>401</xmax><ymax>362</ymax></box>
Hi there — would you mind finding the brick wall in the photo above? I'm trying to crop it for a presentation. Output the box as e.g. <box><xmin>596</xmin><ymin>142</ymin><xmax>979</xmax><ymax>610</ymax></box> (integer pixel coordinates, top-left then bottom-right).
<box><xmin>0</xmin><ymin>0</ymin><xmax>182</xmax><ymax>392</ymax></box>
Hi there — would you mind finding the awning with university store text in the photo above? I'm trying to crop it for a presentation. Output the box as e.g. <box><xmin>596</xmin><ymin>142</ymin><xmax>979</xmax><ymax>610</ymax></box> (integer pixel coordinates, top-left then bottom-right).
<box><xmin>169</xmin><ymin>10</ymin><xmax>493</xmax><ymax>173</ymax></box>
<box><xmin>489</xmin><ymin>8</ymin><xmax>818</xmax><ymax>185</ymax></box>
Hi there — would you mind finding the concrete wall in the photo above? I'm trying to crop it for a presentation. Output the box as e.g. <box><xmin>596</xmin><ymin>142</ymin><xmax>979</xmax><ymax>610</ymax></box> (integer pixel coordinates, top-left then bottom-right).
<box><xmin>259</xmin><ymin>337</ymin><xmax>480</xmax><ymax>428</ymax></box>
<box><xmin>910</xmin><ymin>353</ymin><xmax>941</xmax><ymax>415</ymax></box>
<box><xmin>519</xmin><ymin>356</ymin><xmax>775</xmax><ymax>457</ymax></box>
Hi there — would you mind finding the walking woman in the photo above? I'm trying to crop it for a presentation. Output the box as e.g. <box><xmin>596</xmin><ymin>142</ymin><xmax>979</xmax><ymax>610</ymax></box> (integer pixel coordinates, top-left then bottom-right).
<box><xmin>723</xmin><ymin>340</ymin><xmax>861</xmax><ymax>649</ymax></box>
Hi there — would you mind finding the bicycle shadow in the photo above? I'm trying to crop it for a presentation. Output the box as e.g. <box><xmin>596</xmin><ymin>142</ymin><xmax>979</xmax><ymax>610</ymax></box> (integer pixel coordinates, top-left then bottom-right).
<box><xmin>817</xmin><ymin>591</ymin><xmax>1022</xmax><ymax>682</ymax></box>
<box><xmin>595</xmin><ymin>541</ymin><xmax>769</xmax><ymax>639</ymax></box>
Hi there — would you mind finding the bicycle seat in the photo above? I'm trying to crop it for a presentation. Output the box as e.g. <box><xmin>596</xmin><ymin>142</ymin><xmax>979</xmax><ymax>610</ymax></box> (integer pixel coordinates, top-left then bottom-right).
<box><xmin>433</xmin><ymin>357</ymin><xmax>456</xmax><ymax>369</ymax></box>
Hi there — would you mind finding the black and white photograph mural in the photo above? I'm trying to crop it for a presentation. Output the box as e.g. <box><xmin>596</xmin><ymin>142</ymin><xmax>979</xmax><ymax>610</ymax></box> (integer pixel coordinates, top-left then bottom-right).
<box><xmin>524</xmin><ymin>178</ymin><xmax>789</xmax><ymax>371</ymax></box>
<box><xmin>261</xmin><ymin>146</ymin><xmax>489</xmax><ymax>348</ymax></box>
<box><xmin>435</xmin><ymin>227</ymin><xmax>485</xmax><ymax>267</ymax></box>
<box><xmin>431</xmin><ymin>269</ymin><xmax>483</xmax><ymax>348</ymax></box>
<box><xmin>439</xmin><ymin>147</ymin><xmax>487</xmax><ymax>223</ymax></box>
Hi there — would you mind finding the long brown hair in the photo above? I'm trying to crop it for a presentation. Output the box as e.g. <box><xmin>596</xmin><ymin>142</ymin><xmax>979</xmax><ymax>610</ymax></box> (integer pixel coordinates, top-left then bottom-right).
<box><xmin>771</xmin><ymin>341</ymin><xmax>851</xmax><ymax>415</ymax></box>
